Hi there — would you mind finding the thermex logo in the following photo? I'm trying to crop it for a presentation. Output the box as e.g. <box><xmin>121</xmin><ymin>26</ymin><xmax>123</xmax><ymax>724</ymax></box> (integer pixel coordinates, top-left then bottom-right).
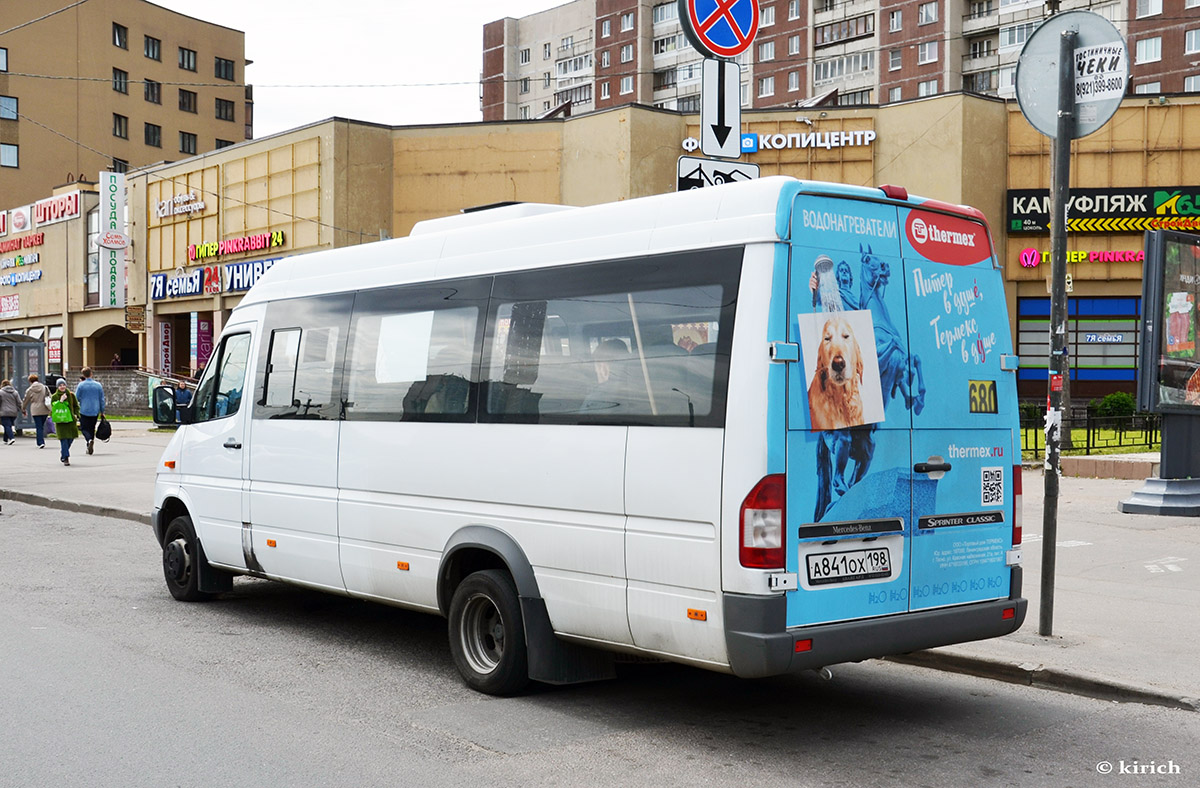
<box><xmin>906</xmin><ymin>211</ymin><xmax>990</xmax><ymax>267</ymax></box>
<box><xmin>948</xmin><ymin>444</ymin><xmax>1005</xmax><ymax>458</ymax></box>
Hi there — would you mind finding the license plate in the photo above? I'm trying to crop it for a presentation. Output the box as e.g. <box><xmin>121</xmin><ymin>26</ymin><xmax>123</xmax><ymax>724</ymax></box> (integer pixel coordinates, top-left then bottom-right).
<box><xmin>806</xmin><ymin>547</ymin><xmax>892</xmax><ymax>586</ymax></box>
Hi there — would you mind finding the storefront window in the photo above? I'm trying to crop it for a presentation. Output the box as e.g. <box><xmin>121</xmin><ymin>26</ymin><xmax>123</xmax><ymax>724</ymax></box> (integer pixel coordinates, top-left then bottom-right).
<box><xmin>1016</xmin><ymin>297</ymin><xmax>1141</xmax><ymax>398</ymax></box>
<box><xmin>86</xmin><ymin>208</ymin><xmax>100</xmax><ymax>307</ymax></box>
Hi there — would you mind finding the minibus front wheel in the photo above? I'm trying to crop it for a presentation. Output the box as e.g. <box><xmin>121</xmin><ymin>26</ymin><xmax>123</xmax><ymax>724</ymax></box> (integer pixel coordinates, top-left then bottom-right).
<box><xmin>448</xmin><ymin>569</ymin><xmax>530</xmax><ymax>695</ymax></box>
<box><xmin>162</xmin><ymin>515</ymin><xmax>214</xmax><ymax>602</ymax></box>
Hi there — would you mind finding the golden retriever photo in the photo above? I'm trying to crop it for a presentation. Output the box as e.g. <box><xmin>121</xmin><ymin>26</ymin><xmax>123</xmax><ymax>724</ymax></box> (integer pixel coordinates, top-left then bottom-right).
<box><xmin>808</xmin><ymin>316</ymin><xmax>865</xmax><ymax>430</ymax></box>
<box><xmin>799</xmin><ymin>308</ymin><xmax>884</xmax><ymax>432</ymax></box>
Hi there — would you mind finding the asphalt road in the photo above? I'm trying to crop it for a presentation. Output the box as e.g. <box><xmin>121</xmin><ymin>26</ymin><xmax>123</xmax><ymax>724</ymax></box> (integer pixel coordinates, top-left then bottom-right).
<box><xmin>2</xmin><ymin>502</ymin><xmax>1197</xmax><ymax>788</ymax></box>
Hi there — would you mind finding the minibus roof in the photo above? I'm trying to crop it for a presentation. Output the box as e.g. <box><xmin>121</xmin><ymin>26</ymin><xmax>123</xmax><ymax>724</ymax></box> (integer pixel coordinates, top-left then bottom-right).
<box><xmin>238</xmin><ymin>177</ymin><xmax>985</xmax><ymax>307</ymax></box>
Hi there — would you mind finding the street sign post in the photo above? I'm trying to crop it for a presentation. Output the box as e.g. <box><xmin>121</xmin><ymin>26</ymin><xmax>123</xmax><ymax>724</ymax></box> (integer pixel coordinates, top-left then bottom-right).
<box><xmin>701</xmin><ymin>59</ymin><xmax>741</xmax><ymax>159</ymax></box>
<box><xmin>1015</xmin><ymin>11</ymin><xmax>1128</xmax><ymax>638</ymax></box>
<box><xmin>678</xmin><ymin>0</ymin><xmax>759</xmax><ymax>59</ymax></box>
<box><xmin>677</xmin><ymin>155</ymin><xmax>758</xmax><ymax>191</ymax></box>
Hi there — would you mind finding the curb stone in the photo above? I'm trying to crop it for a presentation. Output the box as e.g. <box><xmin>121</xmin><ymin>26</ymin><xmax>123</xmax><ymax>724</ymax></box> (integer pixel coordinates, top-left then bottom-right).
<box><xmin>0</xmin><ymin>489</ymin><xmax>149</xmax><ymax>526</ymax></box>
<box><xmin>885</xmin><ymin>650</ymin><xmax>1199</xmax><ymax>712</ymax></box>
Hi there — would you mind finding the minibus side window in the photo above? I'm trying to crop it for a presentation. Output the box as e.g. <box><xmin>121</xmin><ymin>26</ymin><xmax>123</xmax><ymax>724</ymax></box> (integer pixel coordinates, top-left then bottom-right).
<box><xmin>254</xmin><ymin>293</ymin><xmax>353</xmax><ymax>420</ymax></box>
<box><xmin>341</xmin><ymin>280</ymin><xmax>489</xmax><ymax>422</ymax></box>
<box><xmin>482</xmin><ymin>250</ymin><xmax>741</xmax><ymax>427</ymax></box>
<box><xmin>194</xmin><ymin>333</ymin><xmax>250</xmax><ymax>423</ymax></box>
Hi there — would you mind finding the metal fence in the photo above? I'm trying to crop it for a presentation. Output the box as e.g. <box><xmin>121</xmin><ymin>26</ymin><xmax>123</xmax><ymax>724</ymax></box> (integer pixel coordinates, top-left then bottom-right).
<box><xmin>1020</xmin><ymin>413</ymin><xmax>1161</xmax><ymax>457</ymax></box>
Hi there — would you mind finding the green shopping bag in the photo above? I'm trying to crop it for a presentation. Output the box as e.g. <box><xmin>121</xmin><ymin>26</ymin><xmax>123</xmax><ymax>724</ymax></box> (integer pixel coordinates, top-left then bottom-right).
<box><xmin>50</xmin><ymin>399</ymin><xmax>74</xmax><ymax>423</ymax></box>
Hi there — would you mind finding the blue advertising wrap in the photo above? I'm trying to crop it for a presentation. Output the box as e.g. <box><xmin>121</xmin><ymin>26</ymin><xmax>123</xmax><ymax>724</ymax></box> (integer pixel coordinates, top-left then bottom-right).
<box><xmin>782</xmin><ymin>193</ymin><xmax>1018</xmax><ymax>628</ymax></box>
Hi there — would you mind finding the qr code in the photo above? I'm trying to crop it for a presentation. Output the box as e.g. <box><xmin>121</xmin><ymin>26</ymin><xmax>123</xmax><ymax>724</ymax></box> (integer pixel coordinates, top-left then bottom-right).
<box><xmin>982</xmin><ymin>467</ymin><xmax>1004</xmax><ymax>506</ymax></box>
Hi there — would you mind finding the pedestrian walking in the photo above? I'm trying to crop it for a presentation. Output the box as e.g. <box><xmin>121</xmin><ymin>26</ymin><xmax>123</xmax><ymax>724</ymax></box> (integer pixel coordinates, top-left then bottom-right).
<box><xmin>75</xmin><ymin>367</ymin><xmax>106</xmax><ymax>455</ymax></box>
<box><xmin>49</xmin><ymin>379</ymin><xmax>80</xmax><ymax>466</ymax></box>
<box><xmin>0</xmin><ymin>379</ymin><xmax>21</xmax><ymax>444</ymax></box>
<box><xmin>20</xmin><ymin>373</ymin><xmax>49</xmax><ymax>449</ymax></box>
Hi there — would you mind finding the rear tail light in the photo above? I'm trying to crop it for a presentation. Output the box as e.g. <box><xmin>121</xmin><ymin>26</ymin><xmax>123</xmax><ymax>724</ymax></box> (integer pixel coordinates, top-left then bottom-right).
<box><xmin>740</xmin><ymin>474</ymin><xmax>786</xmax><ymax>569</ymax></box>
<box><xmin>1012</xmin><ymin>464</ymin><xmax>1023</xmax><ymax>546</ymax></box>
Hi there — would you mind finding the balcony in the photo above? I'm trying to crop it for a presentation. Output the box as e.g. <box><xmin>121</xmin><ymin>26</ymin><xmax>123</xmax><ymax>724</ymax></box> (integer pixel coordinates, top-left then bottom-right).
<box><xmin>963</xmin><ymin>8</ymin><xmax>1000</xmax><ymax>36</ymax></box>
<box><xmin>962</xmin><ymin>52</ymin><xmax>1001</xmax><ymax>71</ymax></box>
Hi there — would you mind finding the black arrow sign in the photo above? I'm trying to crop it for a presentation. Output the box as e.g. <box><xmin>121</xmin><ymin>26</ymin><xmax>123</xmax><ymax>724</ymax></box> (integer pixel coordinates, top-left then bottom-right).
<box><xmin>711</xmin><ymin>59</ymin><xmax>732</xmax><ymax>148</ymax></box>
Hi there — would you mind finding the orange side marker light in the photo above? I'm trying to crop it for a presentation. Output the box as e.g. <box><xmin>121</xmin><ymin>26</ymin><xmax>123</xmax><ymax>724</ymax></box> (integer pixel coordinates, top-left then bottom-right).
<box><xmin>396</xmin><ymin>561</ymin><xmax>410</xmax><ymax>571</ymax></box>
<box><xmin>163</xmin><ymin>460</ymin><xmax>175</xmax><ymax>469</ymax></box>
<box><xmin>687</xmin><ymin>608</ymin><xmax>707</xmax><ymax>621</ymax></box>
<box><xmin>266</xmin><ymin>539</ymin><xmax>277</xmax><ymax>548</ymax></box>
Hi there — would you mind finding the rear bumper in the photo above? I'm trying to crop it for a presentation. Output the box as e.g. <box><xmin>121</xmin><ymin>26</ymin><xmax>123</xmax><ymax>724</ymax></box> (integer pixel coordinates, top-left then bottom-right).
<box><xmin>725</xmin><ymin>567</ymin><xmax>1026</xmax><ymax>678</ymax></box>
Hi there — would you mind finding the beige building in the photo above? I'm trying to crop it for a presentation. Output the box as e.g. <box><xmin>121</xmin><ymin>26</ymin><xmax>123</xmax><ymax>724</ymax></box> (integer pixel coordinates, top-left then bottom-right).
<box><xmin>0</xmin><ymin>0</ymin><xmax>250</xmax><ymax>209</ymax></box>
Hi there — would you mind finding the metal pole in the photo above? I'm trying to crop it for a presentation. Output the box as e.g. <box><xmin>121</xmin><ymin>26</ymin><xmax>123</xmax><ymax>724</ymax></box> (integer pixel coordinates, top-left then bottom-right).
<box><xmin>1041</xmin><ymin>28</ymin><xmax>1076</xmax><ymax>637</ymax></box>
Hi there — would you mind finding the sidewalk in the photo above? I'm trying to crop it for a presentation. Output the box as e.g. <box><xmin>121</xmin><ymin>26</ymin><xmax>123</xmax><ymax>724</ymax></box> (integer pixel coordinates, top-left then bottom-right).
<box><xmin>1</xmin><ymin>426</ymin><xmax>1196</xmax><ymax>710</ymax></box>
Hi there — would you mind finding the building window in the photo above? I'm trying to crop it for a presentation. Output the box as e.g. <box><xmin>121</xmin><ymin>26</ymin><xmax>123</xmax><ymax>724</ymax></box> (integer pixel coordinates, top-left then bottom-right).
<box><xmin>112</xmin><ymin>158</ymin><xmax>129</xmax><ymax>173</ymax></box>
<box><xmin>601</xmin><ymin>19</ymin><xmax>612</xmax><ymax>38</ymax></box>
<box><xmin>653</xmin><ymin>68</ymin><xmax>677</xmax><ymax>90</ymax></box>
<box><xmin>1000</xmin><ymin>23</ymin><xmax>1037</xmax><ymax>51</ymax></box>
<box><xmin>113</xmin><ymin>68</ymin><xmax>128</xmax><ymax>94</ymax></box>
<box><xmin>543</xmin><ymin>72</ymin><xmax>551</xmax><ymax>88</ymax></box>
<box><xmin>788</xmin><ymin>0</ymin><xmax>801</xmax><ymax>19</ymax></box>
<box><xmin>621</xmin><ymin>12</ymin><xmax>634</xmax><ymax>31</ymax></box>
<box><xmin>815</xmin><ymin>14</ymin><xmax>876</xmax><ymax>48</ymax></box>
<box><xmin>0</xmin><ymin>48</ymin><xmax>7</xmax><ymax>72</ymax></box>
<box><xmin>889</xmin><ymin>86</ymin><xmax>903</xmax><ymax>103</ymax></box>
<box><xmin>113</xmin><ymin>23</ymin><xmax>128</xmax><ymax>49</ymax></box>
<box><xmin>814</xmin><ymin>0</ymin><xmax>835</xmax><ymax>11</ymax></box>
<box><xmin>0</xmin><ymin>95</ymin><xmax>17</xmax><ymax>122</ymax></box>
<box><xmin>813</xmin><ymin>51</ymin><xmax>876</xmax><ymax>84</ymax></box>
<box><xmin>677</xmin><ymin>94</ymin><xmax>700</xmax><ymax>112</ymax></box>
<box><xmin>653</xmin><ymin>35</ymin><xmax>680</xmax><ymax>55</ymax></box>
<box><xmin>112</xmin><ymin>113</ymin><xmax>128</xmax><ymax>138</ymax></box>
<box><xmin>180</xmin><ymin>131</ymin><xmax>197</xmax><ymax>155</ymax></box>
<box><xmin>1186</xmin><ymin>29</ymin><xmax>1200</xmax><ymax>54</ymax></box>
<box><xmin>889</xmin><ymin>11</ymin><xmax>902</xmax><ymax>32</ymax></box>
<box><xmin>145</xmin><ymin>35</ymin><xmax>161</xmax><ymax>60</ymax></box>
<box><xmin>179</xmin><ymin>89</ymin><xmax>197</xmax><ymax>113</ymax></box>
<box><xmin>601</xmin><ymin>81</ymin><xmax>611</xmax><ymax>100</ymax></box>
<box><xmin>789</xmin><ymin>35</ymin><xmax>801</xmax><ymax>56</ymax></box>
<box><xmin>918</xmin><ymin>79</ymin><xmax>938</xmax><ymax>97</ymax></box>
<box><xmin>918</xmin><ymin>41</ymin><xmax>939</xmax><ymax>64</ymax></box>
<box><xmin>838</xmin><ymin>89</ymin><xmax>871</xmax><ymax>106</ymax></box>
<box><xmin>761</xmin><ymin>5</ymin><xmax>775</xmax><ymax>27</ymax></box>
<box><xmin>561</xmin><ymin>36</ymin><xmax>573</xmax><ymax>50</ymax></box>
<box><xmin>999</xmin><ymin>66</ymin><xmax>1016</xmax><ymax>89</ymax></box>
<box><xmin>890</xmin><ymin>50</ymin><xmax>902</xmax><ymax>70</ymax></box>
<box><xmin>601</xmin><ymin>50</ymin><xmax>610</xmax><ymax>67</ymax></box>
<box><xmin>1134</xmin><ymin>81</ymin><xmax>1161</xmax><ymax>94</ymax></box>
<box><xmin>969</xmin><ymin>39</ymin><xmax>994</xmax><ymax>58</ymax></box>
<box><xmin>654</xmin><ymin>3</ymin><xmax>678</xmax><ymax>24</ymax></box>
<box><xmin>145</xmin><ymin>123</ymin><xmax>161</xmax><ymax>147</ymax></box>
<box><xmin>621</xmin><ymin>44</ymin><xmax>634</xmax><ymax>63</ymax></box>
<box><xmin>179</xmin><ymin>47</ymin><xmax>197</xmax><ymax>71</ymax></box>
<box><xmin>1136</xmin><ymin>0</ymin><xmax>1162</xmax><ymax>17</ymax></box>
<box><xmin>918</xmin><ymin>2</ymin><xmax>938</xmax><ymax>24</ymax></box>
<box><xmin>1</xmin><ymin>143</ymin><xmax>17</xmax><ymax>168</ymax></box>
<box><xmin>544</xmin><ymin>43</ymin><xmax>551</xmax><ymax>59</ymax></box>
<box><xmin>144</xmin><ymin>79</ymin><xmax>161</xmax><ymax>104</ymax></box>
<box><xmin>758</xmin><ymin>76</ymin><xmax>775</xmax><ymax>97</ymax></box>
<box><xmin>788</xmin><ymin>71</ymin><xmax>800</xmax><ymax>91</ymax></box>
<box><xmin>216</xmin><ymin>97</ymin><xmax>235</xmax><ymax>120</ymax></box>
<box><xmin>620</xmin><ymin>75</ymin><xmax>634</xmax><ymax>94</ymax></box>
<box><xmin>215</xmin><ymin>138</ymin><xmax>235</xmax><ymax>149</ymax></box>
<box><xmin>215</xmin><ymin>57</ymin><xmax>235</xmax><ymax>81</ymax></box>
<box><xmin>1185</xmin><ymin>74</ymin><xmax>1200</xmax><ymax>92</ymax></box>
<box><xmin>519</xmin><ymin>77</ymin><xmax>530</xmax><ymax>94</ymax></box>
<box><xmin>759</xmin><ymin>41</ymin><xmax>774</xmax><ymax>61</ymax></box>
<box><xmin>519</xmin><ymin>48</ymin><xmax>530</xmax><ymax>65</ymax></box>
<box><xmin>1135</xmin><ymin>37</ymin><xmax>1161</xmax><ymax>64</ymax></box>
<box><xmin>86</xmin><ymin>208</ymin><xmax>99</xmax><ymax>306</ymax></box>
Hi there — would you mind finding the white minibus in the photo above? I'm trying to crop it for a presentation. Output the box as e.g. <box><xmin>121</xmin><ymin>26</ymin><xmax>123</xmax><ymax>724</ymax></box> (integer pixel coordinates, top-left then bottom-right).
<box><xmin>152</xmin><ymin>176</ymin><xmax>1026</xmax><ymax>694</ymax></box>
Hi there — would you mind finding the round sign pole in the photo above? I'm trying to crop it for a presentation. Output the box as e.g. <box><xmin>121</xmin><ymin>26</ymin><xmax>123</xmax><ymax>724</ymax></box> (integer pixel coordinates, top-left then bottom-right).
<box><xmin>1016</xmin><ymin>10</ymin><xmax>1128</xmax><ymax>638</ymax></box>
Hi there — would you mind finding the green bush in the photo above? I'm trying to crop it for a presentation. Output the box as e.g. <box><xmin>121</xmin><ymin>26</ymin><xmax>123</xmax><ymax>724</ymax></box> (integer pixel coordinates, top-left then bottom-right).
<box><xmin>1019</xmin><ymin>402</ymin><xmax>1043</xmax><ymax>422</ymax></box>
<box><xmin>1092</xmin><ymin>391</ymin><xmax>1136</xmax><ymax>419</ymax></box>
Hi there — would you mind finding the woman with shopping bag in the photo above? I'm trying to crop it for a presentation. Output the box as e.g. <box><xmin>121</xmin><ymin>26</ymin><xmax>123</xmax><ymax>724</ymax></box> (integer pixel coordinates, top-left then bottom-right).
<box><xmin>50</xmin><ymin>379</ymin><xmax>81</xmax><ymax>466</ymax></box>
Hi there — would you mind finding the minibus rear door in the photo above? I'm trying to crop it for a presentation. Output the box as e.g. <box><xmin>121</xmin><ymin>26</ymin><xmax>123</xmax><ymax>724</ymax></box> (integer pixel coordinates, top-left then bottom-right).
<box><xmin>784</xmin><ymin>194</ymin><xmax>915</xmax><ymax>627</ymax></box>
<box><xmin>897</xmin><ymin>205</ymin><xmax>1016</xmax><ymax>610</ymax></box>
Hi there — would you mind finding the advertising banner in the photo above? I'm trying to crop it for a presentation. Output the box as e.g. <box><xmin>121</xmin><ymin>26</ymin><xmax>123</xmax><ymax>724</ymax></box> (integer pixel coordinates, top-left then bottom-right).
<box><xmin>159</xmin><ymin>320</ymin><xmax>173</xmax><ymax>375</ymax></box>
<box><xmin>100</xmin><ymin>172</ymin><xmax>126</xmax><ymax>308</ymax></box>
<box><xmin>1138</xmin><ymin>231</ymin><xmax>1200</xmax><ymax>412</ymax></box>
<box><xmin>1008</xmin><ymin>186</ymin><xmax>1200</xmax><ymax>234</ymax></box>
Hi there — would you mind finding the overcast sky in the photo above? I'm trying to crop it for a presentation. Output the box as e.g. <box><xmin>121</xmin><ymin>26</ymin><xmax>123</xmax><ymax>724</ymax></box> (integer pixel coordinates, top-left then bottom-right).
<box><xmin>150</xmin><ymin>0</ymin><xmax>563</xmax><ymax>137</ymax></box>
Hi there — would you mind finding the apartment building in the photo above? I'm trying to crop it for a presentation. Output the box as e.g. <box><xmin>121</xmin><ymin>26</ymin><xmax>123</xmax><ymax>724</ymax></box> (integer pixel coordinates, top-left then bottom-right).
<box><xmin>0</xmin><ymin>0</ymin><xmax>251</xmax><ymax>208</ymax></box>
<box><xmin>483</xmin><ymin>0</ymin><xmax>1198</xmax><ymax>119</ymax></box>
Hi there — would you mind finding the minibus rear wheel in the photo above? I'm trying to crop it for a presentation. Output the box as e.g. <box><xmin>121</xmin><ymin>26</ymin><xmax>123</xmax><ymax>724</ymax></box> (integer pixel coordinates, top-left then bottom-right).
<box><xmin>162</xmin><ymin>515</ymin><xmax>213</xmax><ymax>602</ymax></box>
<box><xmin>448</xmin><ymin>569</ymin><xmax>529</xmax><ymax>695</ymax></box>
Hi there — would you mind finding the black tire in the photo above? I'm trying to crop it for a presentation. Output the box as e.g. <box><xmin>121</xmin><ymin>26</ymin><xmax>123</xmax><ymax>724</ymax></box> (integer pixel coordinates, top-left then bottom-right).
<box><xmin>448</xmin><ymin>569</ymin><xmax>529</xmax><ymax>695</ymax></box>
<box><xmin>161</xmin><ymin>515</ymin><xmax>214</xmax><ymax>602</ymax></box>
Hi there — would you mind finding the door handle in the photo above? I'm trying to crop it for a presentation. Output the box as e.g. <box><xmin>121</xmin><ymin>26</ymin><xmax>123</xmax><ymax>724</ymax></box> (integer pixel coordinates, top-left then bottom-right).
<box><xmin>223</xmin><ymin>438</ymin><xmax>242</xmax><ymax>449</ymax></box>
<box><xmin>914</xmin><ymin>462</ymin><xmax>952</xmax><ymax>474</ymax></box>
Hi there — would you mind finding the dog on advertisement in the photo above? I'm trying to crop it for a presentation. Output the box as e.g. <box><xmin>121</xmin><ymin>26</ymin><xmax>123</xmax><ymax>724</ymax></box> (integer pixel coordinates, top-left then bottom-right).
<box><xmin>808</xmin><ymin>316</ymin><xmax>865</xmax><ymax>430</ymax></box>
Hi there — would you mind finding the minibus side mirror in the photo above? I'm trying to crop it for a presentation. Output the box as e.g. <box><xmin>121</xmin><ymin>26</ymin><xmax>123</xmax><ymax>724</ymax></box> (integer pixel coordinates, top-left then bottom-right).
<box><xmin>152</xmin><ymin>385</ymin><xmax>177</xmax><ymax>426</ymax></box>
